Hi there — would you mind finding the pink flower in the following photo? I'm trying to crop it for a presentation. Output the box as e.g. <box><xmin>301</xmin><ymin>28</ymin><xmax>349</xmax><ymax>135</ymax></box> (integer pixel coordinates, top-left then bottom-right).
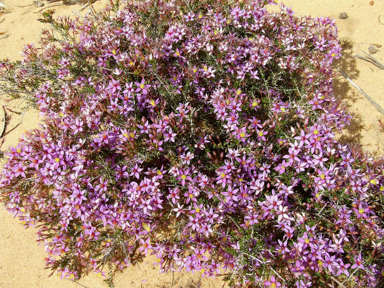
<box><xmin>264</xmin><ymin>276</ymin><xmax>281</xmax><ymax>287</ymax></box>
<box><xmin>135</xmin><ymin>78</ymin><xmax>150</xmax><ymax>95</ymax></box>
<box><xmin>139</xmin><ymin>238</ymin><xmax>152</xmax><ymax>255</ymax></box>
<box><xmin>274</xmin><ymin>160</ymin><xmax>289</xmax><ymax>174</ymax></box>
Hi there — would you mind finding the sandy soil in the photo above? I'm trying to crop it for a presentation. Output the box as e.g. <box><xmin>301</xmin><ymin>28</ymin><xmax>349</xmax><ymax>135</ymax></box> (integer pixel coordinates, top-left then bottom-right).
<box><xmin>0</xmin><ymin>0</ymin><xmax>383</xmax><ymax>287</ymax></box>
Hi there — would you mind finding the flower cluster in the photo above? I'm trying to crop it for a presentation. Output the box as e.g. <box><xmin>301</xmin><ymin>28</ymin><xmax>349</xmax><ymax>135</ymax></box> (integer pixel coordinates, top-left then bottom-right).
<box><xmin>1</xmin><ymin>0</ymin><xmax>384</xmax><ymax>287</ymax></box>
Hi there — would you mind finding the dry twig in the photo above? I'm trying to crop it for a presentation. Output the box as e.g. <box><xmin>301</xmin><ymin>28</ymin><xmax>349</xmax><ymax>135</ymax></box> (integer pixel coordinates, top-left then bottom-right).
<box><xmin>17</xmin><ymin>0</ymin><xmax>99</xmax><ymax>14</ymax></box>
<box><xmin>36</xmin><ymin>0</ymin><xmax>99</xmax><ymax>13</ymax></box>
<box><xmin>337</xmin><ymin>68</ymin><xmax>384</xmax><ymax>116</ymax></box>
<box><xmin>0</xmin><ymin>106</ymin><xmax>5</xmax><ymax>138</ymax></box>
<box><xmin>356</xmin><ymin>50</ymin><xmax>384</xmax><ymax>70</ymax></box>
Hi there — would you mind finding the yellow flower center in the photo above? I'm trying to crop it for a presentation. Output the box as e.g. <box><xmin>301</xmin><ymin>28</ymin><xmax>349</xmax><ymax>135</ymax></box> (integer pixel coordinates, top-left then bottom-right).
<box><xmin>313</xmin><ymin>130</ymin><xmax>319</xmax><ymax>135</ymax></box>
<box><xmin>181</xmin><ymin>175</ymin><xmax>186</xmax><ymax>180</ymax></box>
<box><xmin>150</xmin><ymin>100</ymin><xmax>155</xmax><ymax>106</ymax></box>
<box><xmin>252</xmin><ymin>101</ymin><xmax>258</xmax><ymax>107</ymax></box>
<box><xmin>143</xmin><ymin>223</ymin><xmax>150</xmax><ymax>231</ymax></box>
<box><xmin>55</xmin><ymin>158</ymin><xmax>60</xmax><ymax>163</ymax></box>
<box><xmin>123</xmin><ymin>133</ymin><xmax>128</xmax><ymax>138</ymax></box>
<box><xmin>236</xmin><ymin>89</ymin><xmax>241</xmax><ymax>95</ymax></box>
<box><xmin>305</xmin><ymin>238</ymin><xmax>310</xmax><ymax>244</ymax></box>
<box><xmin>221</xmin><ymin>173</ymin><xmax>226</xmax><ymax>178</ymax></box>
<box><xmin>320</xmin><ymin>174</ymin><xmax>325</xmax><ymax>180</ymax></box>
<box><xmin>359</xmin><ymin>208</ymin><xmax>364</xmax><ymax>214</ymax></box>
<box><xmin>270</xmin><ymin>283</ymin><xmax>276</xmax><ymax>288</ymax></box>
<box><xmin>240</xmin><ymin>132</ymin><xmax>245</xmax><ymax>138</ymax></box>
<box><xmin>370</xmin><ymin>179</ymin><xmax>378</xmax><ymax>185</ymax></box>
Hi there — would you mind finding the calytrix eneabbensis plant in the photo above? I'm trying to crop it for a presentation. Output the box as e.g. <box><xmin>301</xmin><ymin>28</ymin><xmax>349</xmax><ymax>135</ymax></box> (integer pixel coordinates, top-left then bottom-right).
<box><xmin>1</xmin><ymin>0</ymin><xmax>384</xmax><ymax>287</ymax></box>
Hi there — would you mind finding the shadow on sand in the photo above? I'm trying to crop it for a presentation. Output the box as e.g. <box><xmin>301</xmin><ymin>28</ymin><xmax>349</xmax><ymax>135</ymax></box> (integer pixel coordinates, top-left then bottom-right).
<box><xmin>332</xmin><ymin>38</ymin><xmax>366</xmax><ymax>148</ymax></box>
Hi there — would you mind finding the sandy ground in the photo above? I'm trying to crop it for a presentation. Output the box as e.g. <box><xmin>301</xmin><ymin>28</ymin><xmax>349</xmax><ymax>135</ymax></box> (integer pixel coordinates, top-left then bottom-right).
<box><xmin>0</xmin><ymin>0</ymin><xmax>383</xmax><ymax>287</ymax></box>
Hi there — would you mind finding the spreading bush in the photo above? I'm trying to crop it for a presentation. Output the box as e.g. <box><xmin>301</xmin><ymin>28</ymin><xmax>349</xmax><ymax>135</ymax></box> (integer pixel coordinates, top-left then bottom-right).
<box><xmin>1</xmin><ymin>0</ymin><xmax>384</xmax><ymax>287</ymax></box>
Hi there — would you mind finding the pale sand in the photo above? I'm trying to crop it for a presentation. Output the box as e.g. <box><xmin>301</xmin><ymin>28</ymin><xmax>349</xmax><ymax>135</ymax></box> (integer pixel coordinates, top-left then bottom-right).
<box><xmin>0</xmin><ymin>0</ymin><xmax>383</xmax><ymax>287</ymax></box>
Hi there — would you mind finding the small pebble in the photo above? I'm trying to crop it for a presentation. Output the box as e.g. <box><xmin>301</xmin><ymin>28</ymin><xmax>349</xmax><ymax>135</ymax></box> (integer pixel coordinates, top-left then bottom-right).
<box><xmin>339</xmin><ymin>12</ymin><xmax>348</xmax><ymax>19</ymax></box>
<box><xmin>368</xmin><ymin>45</ymin><xmax>378</xmax><ymax>54</ymax></box>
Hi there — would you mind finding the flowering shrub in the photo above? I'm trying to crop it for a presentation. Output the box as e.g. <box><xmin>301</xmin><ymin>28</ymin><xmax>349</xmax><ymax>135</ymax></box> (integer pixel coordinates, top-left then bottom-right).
<box><xmin>1</xmin><ymin>0</ymin><xmax>384</xmax><ymax>287</ymax></box>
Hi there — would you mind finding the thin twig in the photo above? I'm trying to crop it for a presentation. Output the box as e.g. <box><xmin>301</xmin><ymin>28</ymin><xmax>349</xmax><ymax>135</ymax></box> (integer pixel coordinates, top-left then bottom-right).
<box><xmin>337</xmin><ymin>68</ymin><xmax>384</xmax><ymax>115</ymax></box>
<box><xmin>379</xmin><ymin>15</ymin><xmax>384</xmax><ymax>25</ymax></box>
<box><xmin>361</xmin><ymin>50</ymin><xmax>384</xmax><ymax>67</ymax></box>
<box><xmin>340</xmin><ymin>268</ymin><xmax>359</xmax><ymax>286</ymax></box>
<box><xmin>355</xmin><ymin>51</ymin><xmax>384</xmax><ymax>70</ymax></box>
<box><xmin>330</xmin><ymin>276</ymin><xmax>347</xmax><ymax>288</ymax></box>
<box><xmin>5</xmin><ymin>107</ymin><xmax>21</xmax><ymax>115</ymax></box>
<box><xmin>2</xmin><ymin>109</ymin><xmax>26</xmax><ymax>137</ymax></box>
<box><xmin>227</xmin><ymin>215</ymin><xmax>242</xmax><ymax>230</ymax></box>
<box><xmin>355</xmin><ymin>55</ymin><xmax>383</xmax><ymax>69</ymax></box>
<box><xmin>0</xmin><ymin>106</ymin><xmax>5</xmax><ymax>138</ymax></box>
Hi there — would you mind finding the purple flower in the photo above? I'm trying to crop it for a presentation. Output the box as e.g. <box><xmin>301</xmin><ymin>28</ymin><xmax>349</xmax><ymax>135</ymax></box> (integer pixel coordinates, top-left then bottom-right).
<box><xmin>107</xmin><ymin>78</ymin><xmax>121</xmax><ymax>93</ymax></box>
<box><xmin>264</xmin><ymin>276</ymin><xmax>281</xmax><ymax>287</ymax></box>
<box><xmin>274</xmin><ymin>160</ymin><xmax>289</xmax><ymax>174</ymax></box>
<box><xmin>216</xmin><ymin>169</ymin><xmax>231</xmax><ymax>187</ymax></box>
<box><xmin>351</xmin><ymin>253</ymin><xmax>364</xmax><ymax>270</ymax></box>
<box><xmin>177</xmin><ymin>168</ymin><xmax>192</xmax><ymax>186</ymax></box>
<box><xmin>70</xmin><ymin>118</ymin><xmax>84</xmax><ymax>135</ymax></box>
<box><xmin>222</xmin><ymin>186</ymin><xmax>239</xmax><ymax>203</ymax></box>
<box><xmin>135</xmin><ymin>78</ymin><xmax>150</xmax><ymax>95</ymax></box>
<box><xmin>336</xmin><ymin>261</ymin><xmax>350</xmax><ymax>277</ymax></box>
